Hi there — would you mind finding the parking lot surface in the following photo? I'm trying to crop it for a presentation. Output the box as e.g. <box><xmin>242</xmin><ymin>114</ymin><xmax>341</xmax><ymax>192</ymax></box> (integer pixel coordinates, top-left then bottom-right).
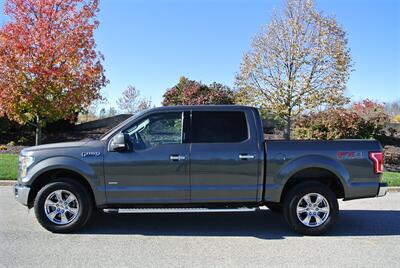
<box><xmin>1</xmin><ymin>186</ymin><xmax>400</xmax><ymax>267</ymax></box>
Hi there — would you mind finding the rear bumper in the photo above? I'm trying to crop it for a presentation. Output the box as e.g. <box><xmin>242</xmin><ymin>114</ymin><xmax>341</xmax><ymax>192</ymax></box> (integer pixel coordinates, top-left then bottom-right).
<box><xmin>377</xmin><ymin>182</ymin><xmax>388</xmax><ymax>197</ymax></box>
<box><xmin>14</xmin><ymin>184</ymin><xmax>30</xmax><ymax>206</ymax></box>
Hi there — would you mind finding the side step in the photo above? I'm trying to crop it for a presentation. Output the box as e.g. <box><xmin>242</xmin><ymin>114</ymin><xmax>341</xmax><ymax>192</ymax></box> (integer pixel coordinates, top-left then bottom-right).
<box><xmin>103</xmin><ymin>207</ymin><xmax>258</xmax><ymax>214</ymax></box>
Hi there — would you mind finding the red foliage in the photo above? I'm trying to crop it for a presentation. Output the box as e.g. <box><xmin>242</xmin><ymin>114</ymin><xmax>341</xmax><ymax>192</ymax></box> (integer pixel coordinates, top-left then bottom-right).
<box><xmin>294</xmin><ymin>108</ymin><xmax>363</xmax><ymax>139</ymax></box>
<box><xmin>351</xmin><ymin>99</ymin><xmax>389</xmax><ymax>136</ymax></box>
<box><xmin>294</xmin><ymin>99</ymin><xmax>390</xmax><ymax>139</ymax></box>
<box><xmin>162</xmin><ymin>77</ymin><xmax>234</xmax><ymax>106</ymax></box>
<box><xmin>0</xmin><ymin>0</ymin><xmax>107</xmax><ymax>126</ymax></box>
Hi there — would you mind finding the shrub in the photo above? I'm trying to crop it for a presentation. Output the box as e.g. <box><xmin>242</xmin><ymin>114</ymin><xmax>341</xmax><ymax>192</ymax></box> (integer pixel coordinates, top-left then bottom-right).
<box><xmin>351</xmin><ymin>99</ymin><xmax>390</xmax><ymax>138</ymax></box>
<box><xmin>294</xmin><ymin>100</ymin><xmax>390</xmax><ymax>140</ymax></box>
<box><xmin>7</xmin><ymin>141</ymin><xmax>16</xmax><ymax>146</ymax></box>
<box><xmin>294</xmin><ymin>109</ymin><xmax>363</xmax><ymax>139</ymax></box>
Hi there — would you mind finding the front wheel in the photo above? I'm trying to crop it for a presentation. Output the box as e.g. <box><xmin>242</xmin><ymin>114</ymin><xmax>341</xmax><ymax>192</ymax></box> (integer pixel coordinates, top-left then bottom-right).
<box><xmin>34</xmin><ymin>179</ymin><xmax>93</xmax><ymax>233</ymax></box>
<box><xmin>283</xmin><ymin>182</ymin><xmax>338</xmax><ymax>236</ymax></box>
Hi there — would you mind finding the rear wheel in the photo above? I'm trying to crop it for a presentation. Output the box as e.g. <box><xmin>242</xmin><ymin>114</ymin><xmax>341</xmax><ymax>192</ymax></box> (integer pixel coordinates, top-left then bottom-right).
<box><xmin>34</xmin><ymin>179</ymin><xmax>93</xmax><ymax>233</ymax></box>
<box><xmin>283</xmin><ymin>182</ymin><xmax>338</xmax><ymax>235</ymax></box>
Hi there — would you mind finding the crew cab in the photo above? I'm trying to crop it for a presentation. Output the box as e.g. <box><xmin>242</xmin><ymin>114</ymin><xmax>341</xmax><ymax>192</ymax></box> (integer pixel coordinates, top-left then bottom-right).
<box><xmin>14</xmin><ymin>105</ymin><xmax>387</xmax><ymax>235</ymax></box>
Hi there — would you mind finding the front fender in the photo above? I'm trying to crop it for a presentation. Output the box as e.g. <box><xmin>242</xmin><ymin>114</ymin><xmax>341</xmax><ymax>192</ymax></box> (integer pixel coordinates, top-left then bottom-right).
<box><xmin>24</xmin><ymin>156</ymin><xmax>105</xmax><ymax>205</ymax></box>
<box><xmin>265</xmin><ymin>155</ymin><xmax>350</xmax><ymax>202</ymax></box>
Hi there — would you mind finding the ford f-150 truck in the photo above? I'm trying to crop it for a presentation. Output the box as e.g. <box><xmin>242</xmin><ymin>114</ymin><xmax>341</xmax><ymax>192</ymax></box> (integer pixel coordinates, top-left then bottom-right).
<box><xmin>14</xmin><ymin>105</ymin><xmax>387</xmax><ymax>235</ymax></box>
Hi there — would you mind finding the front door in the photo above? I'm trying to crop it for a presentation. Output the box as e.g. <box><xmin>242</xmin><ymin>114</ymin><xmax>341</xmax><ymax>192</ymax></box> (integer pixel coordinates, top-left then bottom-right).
<box><xmin>104</xmin><ymin>112</ymin><xmax>190</xmax><ymax>204</ymax></box>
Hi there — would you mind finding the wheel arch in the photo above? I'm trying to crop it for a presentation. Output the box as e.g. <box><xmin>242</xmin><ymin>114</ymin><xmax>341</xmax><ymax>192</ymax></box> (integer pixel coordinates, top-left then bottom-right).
<box><xmin>280</xmin><ymin>167</ymin><xmax>345</xmax><ymax>203</ymax></box>
<box><xmin>27</xmin><ymin>168</ymin><xmax>96</xmax><ymax>208</ymax></box>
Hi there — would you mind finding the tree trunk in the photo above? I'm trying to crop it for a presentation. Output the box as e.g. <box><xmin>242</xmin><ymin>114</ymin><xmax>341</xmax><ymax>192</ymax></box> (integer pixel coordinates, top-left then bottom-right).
<box><xmin>35</xmin><ymin>116</ymin><xmax>42</xmax><ymax>145</ymax></box>
<box><xmin>283</xmin><ymin>115</ymin><xmax>291</xmax><ymax>140</ymax></box>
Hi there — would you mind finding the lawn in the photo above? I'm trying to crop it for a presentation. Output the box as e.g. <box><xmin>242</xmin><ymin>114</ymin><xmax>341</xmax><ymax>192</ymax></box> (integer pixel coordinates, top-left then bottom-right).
<box><xmin>0</xmin><ymin>153</ymin><xmax>399</xmax><ymax>186</ymax></box>
<box><xmin>0</xmin><ymin>154</ymin><xmax>18</xmax><ymax>180</ymax></box>
<box><xmin>382</xmin><ymin>171</ymin><xmax>400</xmax><ymax>187</ymax></box>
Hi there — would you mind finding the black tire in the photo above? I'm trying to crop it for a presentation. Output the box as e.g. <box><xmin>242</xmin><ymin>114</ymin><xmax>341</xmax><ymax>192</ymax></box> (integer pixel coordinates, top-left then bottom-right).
<box><xmin>34</xmin><ymin>178</ymin><xmax>93</xmax><ymax>233</ymax></box>
<box><xmin>283</xmin><ymin>182</ymin><xmax>338</xmax><ymax>236</ymax></box>
<box><xmin>265</xmin><ymin>202</ymin><xmax>283</xmax><ymax>213</ymax></box>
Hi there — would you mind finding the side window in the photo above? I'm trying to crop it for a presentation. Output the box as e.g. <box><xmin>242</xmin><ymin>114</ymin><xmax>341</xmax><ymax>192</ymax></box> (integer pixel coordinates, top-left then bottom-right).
<box><xmin>124</xmin><ymin>112</ymin><xmax>183</xmax><ymax>150</ymax></box>
<box><xmin>191</xmin><ymin>111</ymin><xmax>248</xmax><ymax>143</ymax></box>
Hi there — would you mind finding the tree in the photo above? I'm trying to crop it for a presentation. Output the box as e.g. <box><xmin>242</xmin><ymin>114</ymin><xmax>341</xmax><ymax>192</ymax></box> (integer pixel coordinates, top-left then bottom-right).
<box><xmin>108</xmin><ymin>107</ymin><xmax>117</xmax><ymax>117</ymax></box>
<box><xmin>162</xmin><ymin>76</ymin><xmax>234</xmax><ymax>106</ymax></box>
<box><xmin>137</xmin><ymin>99</ymin><xmax>152</xmax><ymax>111</ymax></box>
<box><xmin>99</xmin><ymin>108</ymin><xmax>106</xmax><ymax>118</ymax></box>
<box><xmin>0</xmin><ymin>0</ymin><xmax>107</xmax><ymax>145</ymax></box>
<box><xmin>235</xmin><ymin>0</ymin><xmax>352</xmax><ymax>140</ymax></box>
<box><xmin>116</xmin><ymin>85</ymin><xmax>152</xmax><ymax>114</ymax></box>
<box><xmin>385</xmin><ymin>100</ymin><xmax>400</xmax><ymax>120</ymax></box>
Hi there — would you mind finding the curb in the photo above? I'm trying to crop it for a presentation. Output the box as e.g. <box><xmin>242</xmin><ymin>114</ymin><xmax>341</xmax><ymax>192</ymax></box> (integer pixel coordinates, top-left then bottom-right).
<box><xmin>0</xmin><ymin>180</ymin><xmax>16</xmax><ymax>186</ymax></box>
<box><xmin>1</xmin><ymin>180</ymin><xmax>400</xmax><ymax>192</ymax></box>
<box><xmin>388</xmin><ymin>187</ymin><xmax>400</xmax><ymax>192</ymax></box>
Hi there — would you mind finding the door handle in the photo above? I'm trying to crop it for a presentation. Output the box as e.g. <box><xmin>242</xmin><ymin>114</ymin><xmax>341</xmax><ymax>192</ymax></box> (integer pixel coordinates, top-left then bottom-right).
<box><xmin>239</xmin><ymin>154</ymin><xmax>255</xmax><ymax>160</ymax></box>
<box><xmin>170</xmin><ymin>155</ymin><xmax>186</xmax><ymax>161</ymax></box>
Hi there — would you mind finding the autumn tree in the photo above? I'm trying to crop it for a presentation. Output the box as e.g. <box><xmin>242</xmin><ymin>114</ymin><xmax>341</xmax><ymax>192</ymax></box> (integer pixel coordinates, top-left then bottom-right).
<box><xmin>0</xmin><ymin>0</ymin><xmax>107</xmax><ymax>145</ymax></box>
<box><xmin>116</xmin><ymin>85</ymin><xmax>152</xmax><ymax>114</ymax></box>
<box><xmin>235</xmin><ymin>0</ymin><xmax>352</xmax><ymax>139</ymax></box>
<box><xmin>162</xmin><ymin>76</ymin><xmax>234</xmax><ymax>106</ymax></box>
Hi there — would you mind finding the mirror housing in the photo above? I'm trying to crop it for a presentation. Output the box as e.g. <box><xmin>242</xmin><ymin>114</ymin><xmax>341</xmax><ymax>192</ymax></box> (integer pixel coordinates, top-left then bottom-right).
<box><xmin>110</xmin><ymin>132</ymin><xmax>126</xmax><ymax>151</ymax></box>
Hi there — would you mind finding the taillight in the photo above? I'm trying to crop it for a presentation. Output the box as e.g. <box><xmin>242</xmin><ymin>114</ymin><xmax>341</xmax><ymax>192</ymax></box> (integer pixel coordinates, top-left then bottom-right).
<box><xmin>368</xmin><ymin>152</ymin><xmax>383</xmax><ymax>174</ymax></box>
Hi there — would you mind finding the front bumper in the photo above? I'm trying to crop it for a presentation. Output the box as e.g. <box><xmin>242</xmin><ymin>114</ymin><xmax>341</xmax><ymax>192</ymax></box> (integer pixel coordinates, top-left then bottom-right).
<box><xmin>14</xmin><ymin>184</ymin><xmax>30</xmax><ymax>206</ymax></box>
<box><xmin>377</xmin><ymin>182</ymin><xmax>388</xmax><ymax>197</ymax></box>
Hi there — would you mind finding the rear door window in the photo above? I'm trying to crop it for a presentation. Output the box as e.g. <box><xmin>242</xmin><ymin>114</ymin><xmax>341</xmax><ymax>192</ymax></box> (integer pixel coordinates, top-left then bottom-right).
<box><xmin>191</xmin><ymin>111</ymin><xmax>248</xmax><ymax>143</ymax></box>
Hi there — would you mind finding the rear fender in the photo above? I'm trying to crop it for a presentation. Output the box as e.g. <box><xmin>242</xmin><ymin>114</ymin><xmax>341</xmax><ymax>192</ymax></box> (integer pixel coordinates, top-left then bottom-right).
<box><xmin>265</xmin><ymin>155</ymin><xmax>350</xmax><ymax>202</ymax></box>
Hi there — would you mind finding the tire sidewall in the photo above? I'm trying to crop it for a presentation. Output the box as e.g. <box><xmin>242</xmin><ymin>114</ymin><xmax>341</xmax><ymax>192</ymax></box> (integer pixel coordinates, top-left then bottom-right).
<box><xmin>34</xmin><ymin>179</ymin><xmax>92</xmax><ymax>233</ymax></box>
<box><xmin>284</xmin><ymin>182</ymin><xmax>338</xmax><ymax>236</ymax></box>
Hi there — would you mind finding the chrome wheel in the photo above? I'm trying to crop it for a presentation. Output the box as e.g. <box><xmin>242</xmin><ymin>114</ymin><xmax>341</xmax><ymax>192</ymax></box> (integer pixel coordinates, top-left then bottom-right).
<box><xmin>44</xmin><ymin>190</ymin><xmax>79</xmax><ymax>225</ymax></box>
<box><xmin>296</xmin><ymin>193</ymin><xmax>330</xmax><ymax>228</ymax></box>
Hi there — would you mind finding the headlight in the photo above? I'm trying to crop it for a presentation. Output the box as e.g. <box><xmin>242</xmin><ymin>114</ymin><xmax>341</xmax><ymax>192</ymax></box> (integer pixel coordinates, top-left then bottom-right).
<box><xmin>19</xmin><ymin>155</ymin><xmax>34</xmax><ymax>178</ymax></box>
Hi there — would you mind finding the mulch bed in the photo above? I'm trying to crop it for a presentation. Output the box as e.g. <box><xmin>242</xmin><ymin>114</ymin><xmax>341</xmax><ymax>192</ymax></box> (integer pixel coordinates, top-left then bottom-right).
<box><xmin>0</xmin><ymin>145</ymin><xmax>26</xmax><ymax>154</ymax></box>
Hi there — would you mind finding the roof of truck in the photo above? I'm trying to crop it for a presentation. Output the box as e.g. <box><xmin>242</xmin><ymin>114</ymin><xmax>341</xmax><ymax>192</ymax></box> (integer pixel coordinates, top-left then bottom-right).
<box><xmin>148</xmin><ymin>105</ymin><xmax>256</xmax><ymax>112</ymax></box>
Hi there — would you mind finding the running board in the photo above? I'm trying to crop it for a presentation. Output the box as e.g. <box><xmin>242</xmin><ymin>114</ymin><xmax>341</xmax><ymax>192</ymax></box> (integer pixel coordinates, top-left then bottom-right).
<box><xmin>103</xmin><ymin>207</ymin><xmax>258</xmax><ymax>214</ymax></box>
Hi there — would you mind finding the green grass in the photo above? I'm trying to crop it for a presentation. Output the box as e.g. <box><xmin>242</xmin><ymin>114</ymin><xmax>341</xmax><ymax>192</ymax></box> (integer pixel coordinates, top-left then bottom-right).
<box><xmin>0</xmin><ymin>152</ymin><xmax>399</xmax><ymax>186</ymax></box>
<box><xmin>0</xmin><ymin>154</ymin><xmax>18</xmax><ymax>180</ymax></box>
<box><xmin>382</xmin><ymin>171</ymin><xmax>400</xmax><ymax>187</ymax></box>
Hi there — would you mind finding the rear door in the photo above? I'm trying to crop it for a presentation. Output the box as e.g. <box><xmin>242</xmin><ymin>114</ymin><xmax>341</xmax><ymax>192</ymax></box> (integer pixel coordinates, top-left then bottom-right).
<box><xmin>189</xmin><ymin>109</ymin><xmax>261</xmax><ymax>203</ymax></box>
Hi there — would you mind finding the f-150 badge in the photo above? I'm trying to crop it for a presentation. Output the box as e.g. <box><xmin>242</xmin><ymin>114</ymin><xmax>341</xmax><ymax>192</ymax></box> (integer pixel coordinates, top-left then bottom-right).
<box><xmin>81</xmin><ymin>152</ymin><xmax>101</xmax><ymax>157</ymax></box>
<box><xmin>337</xmin><ymin>151</ymin><xmax>363</xmax><ymax>159</ymax></box>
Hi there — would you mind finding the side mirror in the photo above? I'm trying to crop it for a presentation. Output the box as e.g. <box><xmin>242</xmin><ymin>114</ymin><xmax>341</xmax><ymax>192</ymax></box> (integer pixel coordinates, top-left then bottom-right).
<box><xmin>110</xmin><ymin>132</ymin><xmax>126</xmax><ymax>151</ymax></box>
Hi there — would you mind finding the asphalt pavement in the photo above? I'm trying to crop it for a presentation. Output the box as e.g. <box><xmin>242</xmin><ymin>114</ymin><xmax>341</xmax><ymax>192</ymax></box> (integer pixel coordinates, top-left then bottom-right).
<box><xmin>1</xmin><ymin>186</ymin><xmax>400</xmax><ymax>267</ymax></box>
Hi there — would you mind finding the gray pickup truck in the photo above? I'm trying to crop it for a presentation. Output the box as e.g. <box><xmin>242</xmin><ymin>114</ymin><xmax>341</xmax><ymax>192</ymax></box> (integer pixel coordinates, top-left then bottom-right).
<box><xmin>14</xmin><ymin>105</ymin><xmax>387</xmax><ymax>235</ymax></box>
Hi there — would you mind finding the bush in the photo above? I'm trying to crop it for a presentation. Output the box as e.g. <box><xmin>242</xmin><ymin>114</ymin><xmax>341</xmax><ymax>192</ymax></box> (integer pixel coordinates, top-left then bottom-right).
<box><xmin>384</xmin><ymin>146</ymin><xmax>400</xmax><ymax>165</ymax></box>
<box><xmin>351</xmin><ymin>99</ymin><xmax>390</xmax><ymax>138</ymax></box>
<box><xmin>294</xmin><ymin>109</ymin><xmax>363</xmax><ymax>139</ymax></box>
<box><xmin>294</xmin><ymin>100</ymin><xmax>390</xmax><ymax>140</ymax></box>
